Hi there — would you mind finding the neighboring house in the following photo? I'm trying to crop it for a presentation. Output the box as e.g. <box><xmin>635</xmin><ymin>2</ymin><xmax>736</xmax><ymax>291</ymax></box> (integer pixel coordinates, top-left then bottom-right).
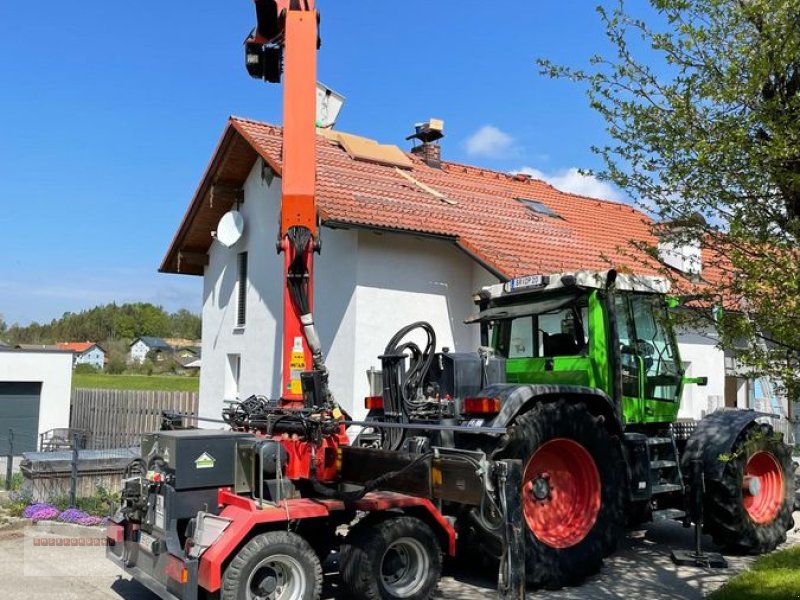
<box><xmin>175</xmin><ymin>346</ymin><xmax>201</xmax><ymax>360</ymax></box>
<box><xmin>56</xmin><ymin>342</ymin><xmax>105</xmax><ymax>369</ymax></box>
<box><xmin>159</xmin><ymin>117</ymin><xmax>790</xmax><ymax>433</ymax></box>
<box><xmin>177</xmin><ymin>355</ymin><xmax>202</xmax><ymax>371</ymax></box>
<box><xmin>0</xmin><ymin>347</ymin><xmax>72</xmax><ymax>453</ymax></box>
<box><xmin>129</xmin><ymin>336</ymin><xmax>173</xmax><ymax>364</ymax></box>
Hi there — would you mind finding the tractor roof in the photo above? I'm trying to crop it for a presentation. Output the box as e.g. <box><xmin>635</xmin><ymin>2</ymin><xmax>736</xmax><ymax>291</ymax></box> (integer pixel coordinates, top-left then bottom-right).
<box><xmin>474</xmin><ymin>270</ymin><xmax>672</xmax><ymax>304</ymax></box>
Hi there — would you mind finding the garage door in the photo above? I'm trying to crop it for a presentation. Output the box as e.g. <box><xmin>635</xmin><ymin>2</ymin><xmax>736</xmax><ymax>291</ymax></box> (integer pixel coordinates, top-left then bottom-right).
<box><xmin>0</xmin><ymin>382</ymin><xmax>42</xmax><ymax>454</ymax></box>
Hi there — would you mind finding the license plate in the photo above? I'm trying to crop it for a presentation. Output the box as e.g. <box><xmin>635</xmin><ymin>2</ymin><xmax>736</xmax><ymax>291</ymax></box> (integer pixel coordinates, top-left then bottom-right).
<box><xmin>139</xmin><ymin>532</ymin><xmax>157</xmax><ymax>553</ymax></box>
<box><xmin>504</xmin><ymin>274</ymin><xmax>545</xmax><ymax>292</ymax></box>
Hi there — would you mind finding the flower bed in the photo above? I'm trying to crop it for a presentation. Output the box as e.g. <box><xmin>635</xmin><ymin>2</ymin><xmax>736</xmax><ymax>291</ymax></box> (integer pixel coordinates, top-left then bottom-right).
<box><xmin>22</xmin><ymin>503</ymin><xmax>107</xmax><ymax>526</ymax></box>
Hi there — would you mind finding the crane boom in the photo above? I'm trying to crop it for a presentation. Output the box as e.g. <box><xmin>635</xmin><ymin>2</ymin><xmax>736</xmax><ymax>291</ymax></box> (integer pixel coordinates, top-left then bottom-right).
<box><xmin>246</xmin><ymin>0</ymin><xmax>322</xmax><ymax>404</ymax></box>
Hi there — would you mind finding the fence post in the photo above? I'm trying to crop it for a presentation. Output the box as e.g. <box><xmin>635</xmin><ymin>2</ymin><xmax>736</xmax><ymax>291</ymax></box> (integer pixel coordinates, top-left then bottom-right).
<box><xmin>4</xmin><ymin>429</ymin><xmax>13</xmax><ymax>491</ymax></box>
<box><xmin>69</xmin><ymin>432</ymin><xmax>79</xmax><ymax>507</ymax></box>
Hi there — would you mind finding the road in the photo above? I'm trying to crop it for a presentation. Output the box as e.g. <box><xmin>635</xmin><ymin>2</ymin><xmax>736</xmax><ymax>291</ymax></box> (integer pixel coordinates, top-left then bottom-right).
<box><xmin>0</xmin><ymin>515</ymin><xmax>796</xmax><ymax>600</ymax></box>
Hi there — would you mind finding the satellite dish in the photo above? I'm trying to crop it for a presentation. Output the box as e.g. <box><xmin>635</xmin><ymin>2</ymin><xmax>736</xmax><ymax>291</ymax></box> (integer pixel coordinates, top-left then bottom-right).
<box><xmin>215</xmin><ymin>210</ymin><xmax>245</xmax><ymax>248</ymax></box>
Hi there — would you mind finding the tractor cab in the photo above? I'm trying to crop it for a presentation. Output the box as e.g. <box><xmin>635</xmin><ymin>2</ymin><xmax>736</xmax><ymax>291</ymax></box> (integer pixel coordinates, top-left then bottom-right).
<box><xmin>471</xmin><ymin>270</ymin><xmax>684</xmax><ymax>425</ymax></box>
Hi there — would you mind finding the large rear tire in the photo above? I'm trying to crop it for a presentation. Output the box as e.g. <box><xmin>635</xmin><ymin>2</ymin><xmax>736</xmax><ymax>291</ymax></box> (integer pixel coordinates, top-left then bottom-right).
<box><xmin>470</xmin><ymin>400</ymin><xmax>624</xmax><ymax>589</ymax></box>
<box><xmin>704</xmin><ymin>423</ymin><xmax>795</xmax><ymax>554</ymax></box>
<box><xmin>340</xmin><ymin>515</ymin><xmax>442</xmax><ymax>600</ymax></box>
<box><xmin>221</xmin><ymin>531</ymin><xmax>322</xmax><ymax>600</ymax></box>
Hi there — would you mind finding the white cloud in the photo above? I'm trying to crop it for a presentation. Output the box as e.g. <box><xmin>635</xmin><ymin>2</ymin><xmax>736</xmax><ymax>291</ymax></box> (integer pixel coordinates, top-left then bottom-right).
<box><xmin>465</xmin><ymin>125</ymin><xmax>517</xmax><ymax>158</ymax></box>
<box><xmin>517</xmin><ymin>166</ymin><xmax>621</xmax><ymax>201</ymax></box>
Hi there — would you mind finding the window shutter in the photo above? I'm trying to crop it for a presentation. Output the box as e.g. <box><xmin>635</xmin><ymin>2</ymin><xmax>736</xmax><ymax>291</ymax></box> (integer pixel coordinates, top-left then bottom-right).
<box><xmin>237</xmin><ymin>252</ymin><xmax>248</xmax><ymax>327</ymax></box>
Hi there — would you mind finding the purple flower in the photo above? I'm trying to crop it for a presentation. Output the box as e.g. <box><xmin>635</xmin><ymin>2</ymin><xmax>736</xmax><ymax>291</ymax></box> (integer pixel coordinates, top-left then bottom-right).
<box><xmin>77</xmin><ymin>515</ymin><xmax>103</xmax><ymax>526</ymax></box>
<box><xmin>23</xmin><ymin>503</ymin><xmax>60</xmax><ymax>522</ymax></box>
<box><xmin>58</xmin><ymin>509</ymin><xmax>90</xmax><ymax>523</ymax></box>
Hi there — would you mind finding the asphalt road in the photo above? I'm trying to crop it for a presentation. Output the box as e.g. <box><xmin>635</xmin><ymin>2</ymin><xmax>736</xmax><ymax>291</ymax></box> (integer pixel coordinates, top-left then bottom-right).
<box><xmin>0</xmin><ymin>515</ymin><xmax>797</xmax><ymax>600</ymax></box>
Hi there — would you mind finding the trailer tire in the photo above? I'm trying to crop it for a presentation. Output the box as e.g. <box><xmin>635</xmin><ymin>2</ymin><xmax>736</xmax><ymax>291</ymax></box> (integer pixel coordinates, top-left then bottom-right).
<box><xmin>472</xmin><ymin>400</ymin><xmax>624</xmax><ymax>589</ymax></box>
<box><xmin>340</xmin><ymin>515</ymin><xmax>442</xmax><ymax>600</ymax></box>
<box><xmin>704</xmin><ymin>423</ymin><xmax>795</xmax><ymax>554</ymax></box>
<box><xmin>221</xmin><ymin>531</ymin><xmax>322</xmax><ymax>600</ymax></box>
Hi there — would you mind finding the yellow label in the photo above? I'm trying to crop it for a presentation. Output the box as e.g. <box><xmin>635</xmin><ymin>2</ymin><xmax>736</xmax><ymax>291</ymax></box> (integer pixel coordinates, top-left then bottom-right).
<box><xmin>289</xmin><ymin>350</ymin><xmax>306</xmax><ymax>395</ymax></box>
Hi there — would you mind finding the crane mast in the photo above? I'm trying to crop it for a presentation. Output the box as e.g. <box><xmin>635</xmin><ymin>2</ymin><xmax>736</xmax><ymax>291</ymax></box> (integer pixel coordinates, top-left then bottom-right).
<box><xmin>246</xmin><ymin>0</ymin><xmax>322</xmax><ymax>405</ymax></box>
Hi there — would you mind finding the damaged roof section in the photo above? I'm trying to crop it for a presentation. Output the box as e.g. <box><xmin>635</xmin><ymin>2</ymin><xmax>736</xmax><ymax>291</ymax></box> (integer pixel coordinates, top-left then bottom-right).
<box><xmin>161</xmin><ymin>116</ymin><xmax>656</xmax><ymax>278</ymax></box>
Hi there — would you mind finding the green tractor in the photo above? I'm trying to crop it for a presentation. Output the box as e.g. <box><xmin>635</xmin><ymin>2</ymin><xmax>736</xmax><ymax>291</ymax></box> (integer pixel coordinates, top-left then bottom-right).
<box><xmin>365</xmin><ymin>269</ymin><xmax>796</xmax><ymax>589</ymax></box>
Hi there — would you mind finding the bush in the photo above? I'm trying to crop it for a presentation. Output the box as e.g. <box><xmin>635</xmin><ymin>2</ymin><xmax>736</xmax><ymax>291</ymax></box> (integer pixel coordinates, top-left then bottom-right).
<box><xmin>74</xmin><ymin>363</ymin><xmax>99</xmax><ymax>375</ymax></box>
<box><xmin>0</xmin><ymin>472</ymin><xmax>24</xmax><ymax>491</ymax></box>
<box><xmin>105</xmin><ymin>356</ymin><xmax>126</xmax><ymax>374</ymax></box>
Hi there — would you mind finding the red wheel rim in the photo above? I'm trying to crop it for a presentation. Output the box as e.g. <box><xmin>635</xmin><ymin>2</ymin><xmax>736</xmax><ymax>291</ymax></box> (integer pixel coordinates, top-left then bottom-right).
<box><xmin>522</xmin><ymin>438</ymin><xmax>601</xmax><ymax>549</ymax></box>
<box><xmin>743</xmin><ymin>451</ymin><xmax>784</xmax><ymax>524</ymax></box>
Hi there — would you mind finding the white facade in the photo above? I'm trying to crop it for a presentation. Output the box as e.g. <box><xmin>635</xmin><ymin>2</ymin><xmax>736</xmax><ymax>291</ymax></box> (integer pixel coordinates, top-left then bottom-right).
<box><xmin>198</xmin><ymin>159</ymin><xmax>498</xmax><ymax>422</ymax></box>
<box><xmin>0</xmin><ymin>349</ymin><xmax>72</xmax><ymax>437</ymax></box>
<box><xmin>676</xmin><ymin>325</ymin><xmax>727</xmax><ymax>420</ymax></box>
<box><xmin>74</xmin><ymin>346</ymin><xmax>105</xmax><ymax>369</ymax></box>
<box><xmin>129</xmin><ymin>340</ymin><xmax>150</xmax><ymax>364</ymax></box>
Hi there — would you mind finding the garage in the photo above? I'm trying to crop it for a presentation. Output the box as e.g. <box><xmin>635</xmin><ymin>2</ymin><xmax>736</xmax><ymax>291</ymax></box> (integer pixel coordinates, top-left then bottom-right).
<box><xmin>0</xmin><ymin>348</ymin><xmax>72</xmax><ymax>453</ymax></box>
<box><xmin>0</xmin><ymin>382</ymin><xmax>42</xmax><ymax>454</ymax></box>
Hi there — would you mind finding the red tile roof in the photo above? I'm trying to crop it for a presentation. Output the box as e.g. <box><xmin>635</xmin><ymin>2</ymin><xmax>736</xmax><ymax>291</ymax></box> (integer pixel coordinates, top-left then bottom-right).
<box><xmin>162</xmin><ymin>116</ymin><xmax>660</xmax><ymax>278</ymax></box>
<box><xmin>57</xmin><ymin>342</ymin><xmax>96</xmax><ymax>353</ymax></box>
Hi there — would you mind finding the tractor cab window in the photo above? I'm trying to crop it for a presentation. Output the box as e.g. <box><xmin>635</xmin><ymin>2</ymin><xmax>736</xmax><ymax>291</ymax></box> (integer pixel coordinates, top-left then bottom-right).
<box><xmin>496</xmin><ymin>294</ymin><xmax>589</xmax><ymax>359</ymax></box>
<box><xmin>627</xmin><ymin>294</ymin><xmax>682</xmax><ymax>401</ymax></box>
<box><xmin>615</xmin><ymin>295</ymin><xmax>640</xmax><ymax>397</ymax></box>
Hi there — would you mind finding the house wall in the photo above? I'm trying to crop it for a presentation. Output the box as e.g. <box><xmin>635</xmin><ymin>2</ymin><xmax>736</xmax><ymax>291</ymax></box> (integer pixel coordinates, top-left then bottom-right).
<box><xmin>0</xmin><ymin>349</ymin><xmax>72</xmax><ymax>439</ymax></box>
<box><xmin>129</xmin><ymin>340</ymin><xmax>149</xmax><ymax>364</ymax></box>
<box><xmin>676</xmin><ymin>325</ymin><xmax>727</xmax><ymax>420</ymax></box>
<box><xmin>75</xmin><ymin>348</ymin><xmax>104</xmax><ymax>369</ymax></box>
<box><xmin>198</xmin><ymin>159</ymin><xmax>499</xmax><ymax>423</ymax></box>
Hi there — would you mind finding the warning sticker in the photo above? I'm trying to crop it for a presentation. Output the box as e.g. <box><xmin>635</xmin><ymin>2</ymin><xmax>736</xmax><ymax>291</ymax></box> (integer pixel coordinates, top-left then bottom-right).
<box><xmin>195</xmin><ymin>452</ymin><xmax>216</xmax><ymax>469</ymax></box>
<box><xmin>289</xmin><ymin>336</ymin><xmax>306</xmax><ymax>394</ymax></box>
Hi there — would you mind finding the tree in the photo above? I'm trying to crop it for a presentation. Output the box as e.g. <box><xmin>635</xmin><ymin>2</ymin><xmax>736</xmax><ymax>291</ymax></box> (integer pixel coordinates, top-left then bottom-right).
<box><xmin>539</xmin><ymin>0</ymin><xmax>800</xmax><ymax>396</ymax></box>
<box><xmin>170</xmin><ymin>309</ymin><xmax>202</xmax><ymax>340</ymax></box>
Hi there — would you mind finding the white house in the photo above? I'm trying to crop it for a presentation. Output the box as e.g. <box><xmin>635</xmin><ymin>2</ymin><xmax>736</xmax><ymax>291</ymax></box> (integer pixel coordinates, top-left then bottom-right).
<box><xmin>56</xmin><ymin>342</ymin><xmax>105</xmax><ymax>370</ymax></box>
<box><xmin>159</xmin><ymin>117</ymin><xmax>789</xmax><ymax>433</ymax></box>
<box><xmin>0</xmin><ymin>347</ymin><xmax>72</xmax><ymax>453</ymax></box>
<box><xmin>129</xmin><ymin>336</ymin><xmax>172</xmax><ymax>364</ymax></box>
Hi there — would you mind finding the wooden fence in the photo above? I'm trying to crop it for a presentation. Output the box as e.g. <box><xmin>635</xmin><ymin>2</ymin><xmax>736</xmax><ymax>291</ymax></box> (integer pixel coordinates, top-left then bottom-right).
<box><xmin>70</xmin><ymin>388</ymin><xmax>199</xmax><ymax>449</ymax></box>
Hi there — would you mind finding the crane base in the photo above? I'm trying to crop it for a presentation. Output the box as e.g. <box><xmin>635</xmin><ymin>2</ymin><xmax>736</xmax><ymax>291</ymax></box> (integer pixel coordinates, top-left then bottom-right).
<box><xmin>670</xmin><ymin>550</ymin><xmax>727</xmax><ymax>568</ymax></box>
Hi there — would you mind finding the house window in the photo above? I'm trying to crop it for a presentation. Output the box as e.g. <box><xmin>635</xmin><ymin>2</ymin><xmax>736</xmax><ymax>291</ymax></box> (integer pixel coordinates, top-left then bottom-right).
<box><xmin>225</xmin><ymin>354</ymin><xmax>241</xmax><ymax>400</ymax></box>
<box><xmin>516</xmin><ymin>197</ymin><xmax>562</xmax><ymax>219</ymax></box>
<box><xmin>237</xmin><ymin>252</ymin><xmax>248</xmax><ymax>327</ymax></box>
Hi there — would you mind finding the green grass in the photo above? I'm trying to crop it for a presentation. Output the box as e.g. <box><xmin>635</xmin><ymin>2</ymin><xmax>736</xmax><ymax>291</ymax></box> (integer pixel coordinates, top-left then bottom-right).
<box><xmin>708</xmin><ymin>546</ymin><xmax>800</xmax><ymax>600</ymax></box>
<box><xmin>72</xmin><ymin>373</ymin><xmax>199</xmax><ymax>392</ymax></box>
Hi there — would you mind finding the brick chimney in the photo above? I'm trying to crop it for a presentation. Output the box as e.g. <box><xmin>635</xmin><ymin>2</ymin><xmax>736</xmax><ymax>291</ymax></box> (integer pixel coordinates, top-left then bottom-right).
<box><xmin>411</xmin><ymin>142</ymin><xmax>442</xmax><ymax>169</ymax></box>
<box><xmin>407</xmin><ymin>119</ymin><xmax>444</xmax><ymax>169</ymax></box>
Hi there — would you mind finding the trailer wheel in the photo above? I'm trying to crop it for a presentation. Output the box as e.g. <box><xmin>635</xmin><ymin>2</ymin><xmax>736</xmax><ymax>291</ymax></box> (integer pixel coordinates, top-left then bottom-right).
<box><xmin>340</xmin><ymin>515</ymin><xmax>442</xmax><ymax>600</ymax></box>
<box><xmin>704</xmin><ymin>424</ymin><xmax>795</xmax><ymax>554</ymax></box>
<box><xmin>221</xmin><ymin>531</ymin><xmax>322</xmax><ymax>600</ymax></box>
<box><xmin>472</xmin><ymin>400</ymin><xmax>624</xmax><ymax>589</ymax></box>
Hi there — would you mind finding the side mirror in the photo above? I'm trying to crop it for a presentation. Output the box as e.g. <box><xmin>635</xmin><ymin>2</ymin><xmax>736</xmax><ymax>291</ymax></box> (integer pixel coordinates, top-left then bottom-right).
<box><xmin>684</xmin><ymin>376</ymin><xmax>708</xmax><ymax>387</ymax></box>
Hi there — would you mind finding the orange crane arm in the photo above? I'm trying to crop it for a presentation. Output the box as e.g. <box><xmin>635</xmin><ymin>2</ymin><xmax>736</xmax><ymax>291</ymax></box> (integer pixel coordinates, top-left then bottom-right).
<box><xmin>247</xmin><ymin>0</ymin><xmax>324</xmax><ymax>403</ymax></box>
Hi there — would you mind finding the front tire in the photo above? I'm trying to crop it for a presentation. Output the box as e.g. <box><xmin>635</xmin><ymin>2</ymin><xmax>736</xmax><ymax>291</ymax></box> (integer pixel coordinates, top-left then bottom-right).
<box><xmin>704</xmin><ymin>424</ymin><xmax>795</xmax><ymax>554</ymax></box>
<box><xmin>473</xmin><ymin>400</ymin><xmax>624</xmax><ymax>589</ymax></box>
<box><xmin>340</xmin><ymin>515</ymin><xmax>442</xmax><ymax>600</ymax></box>
<box><xmin>221</xmin><ymin>531</ymin><xmax>322</xmax><ymax>600</ymax></box>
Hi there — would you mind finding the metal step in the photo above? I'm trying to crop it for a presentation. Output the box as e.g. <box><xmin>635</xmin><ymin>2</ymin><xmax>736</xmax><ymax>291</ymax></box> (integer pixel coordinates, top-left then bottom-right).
<box><xmin>650</xmin><ymin>460</ymin><xmax>678</xmax><ymax>469</ymax></box>
<box><xmin>646</xmin><ymin>437</ymin><xmax>673</xmax><ymax>445</ymax></box>
<box><xmin>652</xmin><ymin>483</ymin><xmax>682</xmax><ymax>495</ymax></box>
<box><xmin>652</xmin><ymin>508</ymin><xmax>686</xmax><ymax>522</ymax></box>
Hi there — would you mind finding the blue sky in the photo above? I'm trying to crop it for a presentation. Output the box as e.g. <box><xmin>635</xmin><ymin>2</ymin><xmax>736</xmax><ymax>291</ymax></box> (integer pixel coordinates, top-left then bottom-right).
<box><xmin>0</xmin><ymin>1</ymin><xmax>642</xmax><ymax>326</ymax></box>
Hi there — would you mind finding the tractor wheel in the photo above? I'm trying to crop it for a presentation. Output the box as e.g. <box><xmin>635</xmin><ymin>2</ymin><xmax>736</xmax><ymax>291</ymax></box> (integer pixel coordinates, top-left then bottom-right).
<box><xmin>340</xmin><ymin>515</ymin><xmax>442</xmax><ymax>600</ymax></box>
<box><xmin>221</xmin><ymin>530</ymin><xmax>322</xmax><ymax>600</ymax></box>
<box><xmin>704</xmin><ymin>423</ymin><xmax>795</xmax><ymax>554</ymax></box>
<box><xmin>473</xmin><ymin>400</ymin><xmax>624</xmax><ymax>589</ymax></box>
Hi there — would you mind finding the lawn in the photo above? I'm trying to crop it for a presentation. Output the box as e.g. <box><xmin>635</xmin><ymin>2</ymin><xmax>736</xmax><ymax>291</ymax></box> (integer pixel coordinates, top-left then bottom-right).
<box><xmin>708</xmin><ymin>546</ymin><xmax>800</xmax><ymax>600</ymax></box>
<box><xmin>72</xmin><ymin>373</ymin><xmax>199</xmax><ymax>392</ymax></box>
